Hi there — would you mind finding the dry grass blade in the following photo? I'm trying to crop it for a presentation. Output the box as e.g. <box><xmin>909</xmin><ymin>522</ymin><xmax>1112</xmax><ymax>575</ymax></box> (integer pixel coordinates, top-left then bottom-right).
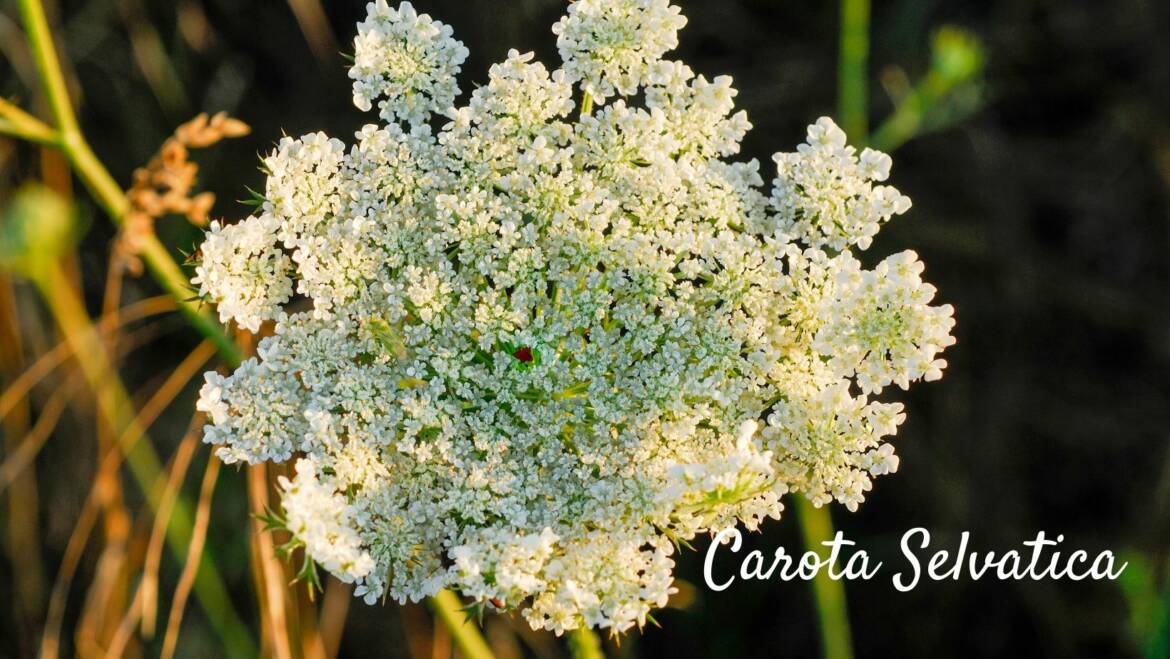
<box><xmin>28</xmin><ymin>318</ymin><xmax>196</xmax><ymax>658</ymax></box>
<box><xmin>248</xmin><ymin>463</ymin><xmax>295</xmax><ymax>659</ymax></box>
<box><xmin>111</xmin><ymin>339</ymin><xmax>215</xmax><ymax>471</ymax></box>
<box><xmin>159</xmin><ymin>456</ymin><xmax>220</xmax><ymax>659</ymax></box>
<box><xmin>40</xmin><ymin>491</ymin><xmax>101</xmax><ymax>659</ymax></box>
<box><xmin>0</xmin><ymin>373</ymin><xmax>78</xmax><ymax>494</ymax></box>
<box><xmin>318</xmin><ymin>578</ymin><xmax>351</xmax><ymax>659</ymax></box>
<box><xmin>103</xmin><ymin>582</ymin><xmax>146</xmax><ymax>659</ymax></box>
<box><xmin>118</xmin><ymin>0</ymin><xmax>190</xmax><ymax>113</ymax></box>
<box><xmin>140</xmin><ymin>415</ymin><xmax>203</xmax><ymax>636</ymax></box>
<box><xmin>102</xmin><ymin>418</ymin><xmax>201</xmax><ymax>659</ymax></box>
<box><xmin>0</xmin><ymin>273</ymin><xmax>47</xmax><ymax>655</ymax></box>
<box><xmin>81</xmin><ymin>340</ymin><xmax>214</xmax><ymax>654</ymax></box>
<box><xmin>297</xmin><ymin>585</ymin><xmax>327</xmax><ymax>659</ymax></box>
<box><xmin>0</xmin><ymin>296</ymin><xmax>175</xmax><ymax>422</ymax></box>
<box><xmin>93</xmin><ymin>341</ymin><xmax>213</xmax><ymax>657</ymax></box>
<box><xmin>285</xmin><ymin>0</ymin><xmax>337</xmax><ymax>63</ymax></box>
<box><xmin>431</xmin><ymin>617</ymin><xmax>452</xmax><ymax>659</ymax></box>
<box><xmin>0</xmin><ymin>316</ymin><xmax>182</xmax><ymax>495</ymax></box>
<box><xmin>75</xmin><ymin>525</ymin><xmax>131</xmax><ymax>659</ymax></box>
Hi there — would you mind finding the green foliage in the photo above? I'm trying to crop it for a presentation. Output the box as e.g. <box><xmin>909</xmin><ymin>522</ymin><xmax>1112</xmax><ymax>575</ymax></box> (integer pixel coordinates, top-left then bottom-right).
<box><xmin>0</xmin><ymin>184</ymin><xmax>81</xmax><ymax>279</ymax></box>
<box><xmin>869</xmin><ymin>25</ymin><xmax>987</xmax><ymax>152</ymax></box>
<box><xmin>1118</xmin><ymin>552</ymin><xmax>1170</xmax><ymax>659</ymax></box>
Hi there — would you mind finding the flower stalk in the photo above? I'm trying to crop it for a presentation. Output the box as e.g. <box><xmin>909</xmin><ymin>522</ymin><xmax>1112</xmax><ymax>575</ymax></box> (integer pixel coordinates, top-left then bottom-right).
<box><xmin>567</xmin><ymin>627</ymin><xmax>605</xmax><ymax>659</ymax></box>
<box><xmin>428</xmin><ymin>589</ymin><xmax>496</xmax><ymax>659</ymax></box>
<box><xmin>795</xmin><ymin>498</ymin><xmax>854</xmax><ymax>659</ymax></box>
<box><xmin>786</xmin><ymin>1</ymin><xmax>877</xmax><ymax>657</ymax></box>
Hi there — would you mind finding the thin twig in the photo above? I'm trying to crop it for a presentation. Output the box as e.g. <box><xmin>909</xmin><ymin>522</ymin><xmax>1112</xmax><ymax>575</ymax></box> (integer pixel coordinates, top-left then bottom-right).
<box><xmin>0</xmin><ymin>96</ymin><xmax>58</xmax><ymax>145</ymax></box>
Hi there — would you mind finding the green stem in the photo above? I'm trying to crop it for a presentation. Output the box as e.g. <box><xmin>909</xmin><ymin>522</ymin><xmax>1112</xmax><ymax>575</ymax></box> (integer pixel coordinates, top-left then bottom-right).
<box><xmin>428</xmin><ymin>589</ymin><xmax>496</xmax><ymax>659</ymax></box>
<box><xmin>568</xmin><ymin>627</ymin><xmax>605</xmax><ymax>659</ymax></box>
<box><xmin>30</xmin><ymin>262</ymin><xmax>255</xmax><ymax>659</ymax></box>
<box><xmin>15</xmin><ymin>0</ymin><xmax>78</xmax><ymax>137</ymax></box>
<box><xmin>794</xmin><ymin>498</ymin><xmax>854</xmax><ymax>659</ymax></box>
<box><xmin>838</xmin><ymin>0</ymin><xmax>871</xmax><ymax>140</ymax></box>
<box><xmin>867</xmin><ymin>71</ymin><xmax>947</xmax><ymax>154</ymax></box>
<box><xmin>0</xmin><ymin>98</ymin><xmax>59</xmax><ymax>146</ymax></box>
<box><xmin>0</xmin><ymin>117</ymin><xmax>57</xmax><ymax>146</ymax></box>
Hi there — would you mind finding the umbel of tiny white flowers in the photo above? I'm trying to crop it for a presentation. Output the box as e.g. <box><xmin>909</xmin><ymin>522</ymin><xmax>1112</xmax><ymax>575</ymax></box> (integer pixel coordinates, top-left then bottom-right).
<box><xmin>194</xmin><ymin>0</ymin><xmax>956</xmax><ymax>636</ymax></box>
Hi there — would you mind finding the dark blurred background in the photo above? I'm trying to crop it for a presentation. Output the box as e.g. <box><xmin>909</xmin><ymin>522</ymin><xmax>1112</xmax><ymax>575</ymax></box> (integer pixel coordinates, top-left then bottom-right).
<box><xmin>2</xmin><ymin>0</ymin><xmax>1169</xmax><ymax>657</ymax></box>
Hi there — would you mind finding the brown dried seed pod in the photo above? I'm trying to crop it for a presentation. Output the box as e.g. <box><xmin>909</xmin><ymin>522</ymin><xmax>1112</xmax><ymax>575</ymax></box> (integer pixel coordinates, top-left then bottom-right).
<box><xmin>160</xmin><ymin>140</ymin><xmax>188</xmax><ymax>168</ymax></box>
<box><xmin>116</xmin><ymin>111</ymin><xmax>251</xmax><ymax>270</ymax></box>
<box><xmin>188</xmin><ymin>192</ymin><xmax>216</xmax><ymax>226</ymax></box>
<box><xmin>218</xmin><ymin>117</ymin><xmax>251</xmax><ymax>138</ymax></box>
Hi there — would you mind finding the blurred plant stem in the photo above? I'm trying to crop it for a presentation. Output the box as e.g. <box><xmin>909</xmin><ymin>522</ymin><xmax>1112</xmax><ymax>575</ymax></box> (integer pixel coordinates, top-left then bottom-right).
<box><xmin>802</xmin><ymin>8</ymin><xmax>986</xmax><ymax>659</ymax></box>
<box><xmin>429</xmin><ymin>589</ymin><xmax>496</xmax><ymax>659</ymax></box>
<box><xmin>795</xmin><ymin>498</ymin><xmax>854</xmax><ymax>659</ymax></box>
<box><xmin>7</xmin><ymin>0</ymin><xmax>497</xmax><ymax>655</ymax></box>
<box><xmin>808</xmin><ymin>10</ymin><xmax>984</xmax><ymax>658</ymax></box>
<box><xmin>568</xmin><ymin>627</ymin><xmax>605</xmax><ymax>659</ymax></box>
<box><xmin>838</xmin><ymin>0</ymin><xmax>870</xmax><ymax>140</ymax></box>
<box><xmin>0</xmin><ymin>97</ymin><xmax>58</xmax><ymax>146</ymax></box>
<box><xmin>25</xmin><ymin>257</ymin><xmax>255</xmax><ymax>659</ymax></box>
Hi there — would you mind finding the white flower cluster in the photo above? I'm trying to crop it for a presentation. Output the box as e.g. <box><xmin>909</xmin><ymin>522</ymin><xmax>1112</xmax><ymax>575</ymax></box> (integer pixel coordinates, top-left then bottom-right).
<box><xmin>554</xmin><ymin>0</ymin><xmax>687</xmax><ymax>102</ymax></box>
<box><xmin>350</xmin><ymin>1</ymin><xmax>469</xmax><ymax>126</ymax></box>
<box><xmin>771</xmin><ymin>117</ymin><xmax>913</xmax><ymax>251</ymax></box>
<box><xmin>814</xmin><ymin>251</ymin><xmax>956</xmax><ymax>395</ymax></box>
<box><xmin>194</xmin><ymin>0</ymin><xmax>955</xmax><ymax>634</ymax></box>
<box><xmin>278</xmin><ymin>459</ymin><xmax>376</xmax><ymax>583</ymax></box>
<box><xmin>192</xmin><ymin>216</ymin><xmax>292</xmax><ymax>332</ymax></box>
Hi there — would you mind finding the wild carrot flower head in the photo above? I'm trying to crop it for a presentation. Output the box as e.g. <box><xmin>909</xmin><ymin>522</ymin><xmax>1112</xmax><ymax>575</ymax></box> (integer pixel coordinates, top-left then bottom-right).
<box><xmin>195</xmin><ymin>0</ymin><xmax>955</xmax><ymax>634</ymax></box>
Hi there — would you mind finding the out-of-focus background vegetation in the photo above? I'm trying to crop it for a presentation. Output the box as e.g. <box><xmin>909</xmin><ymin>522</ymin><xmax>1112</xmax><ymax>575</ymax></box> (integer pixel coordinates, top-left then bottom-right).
<box><xmin>1</xmin><ymin>0</ymin><xmax>1169</xmax><ymax>657</ymax></box>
